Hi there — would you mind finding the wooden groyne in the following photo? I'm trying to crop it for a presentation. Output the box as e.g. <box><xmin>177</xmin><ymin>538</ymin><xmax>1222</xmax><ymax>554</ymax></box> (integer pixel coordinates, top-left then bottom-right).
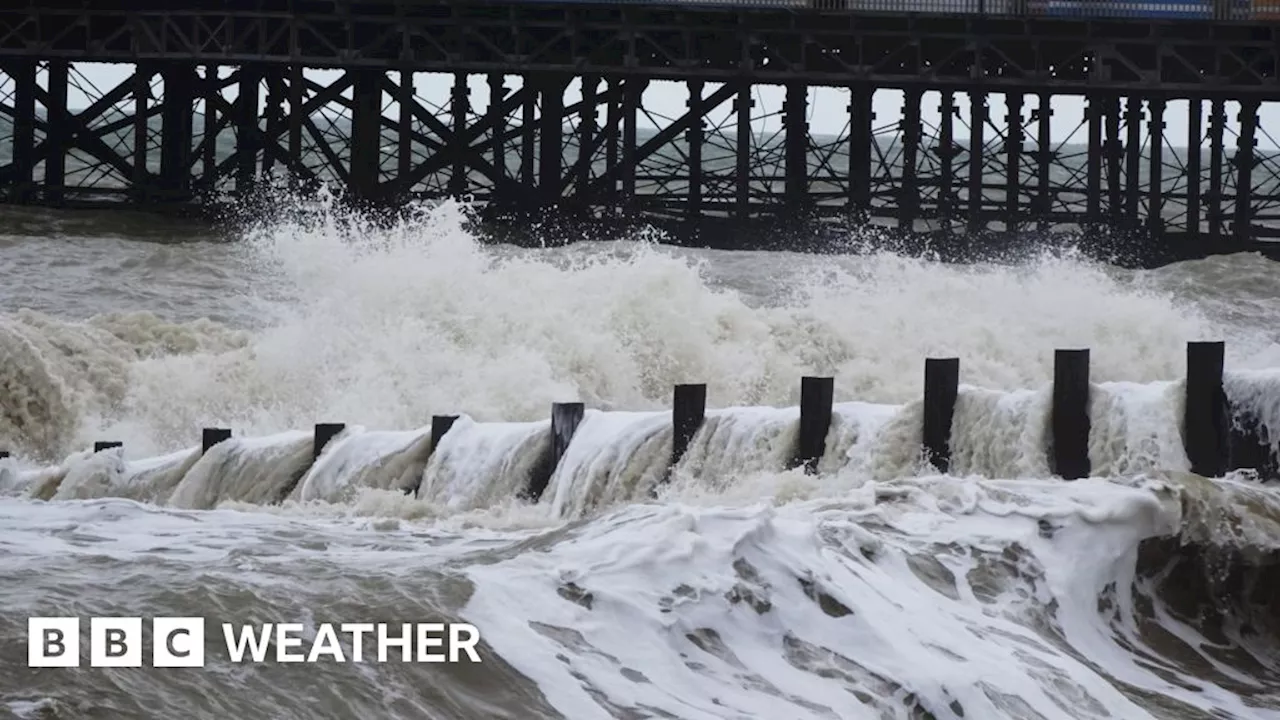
<box><xmin>4</xmin><ymin>341</ymin><xmax>1276</xmax><ymax>497</ymax></box>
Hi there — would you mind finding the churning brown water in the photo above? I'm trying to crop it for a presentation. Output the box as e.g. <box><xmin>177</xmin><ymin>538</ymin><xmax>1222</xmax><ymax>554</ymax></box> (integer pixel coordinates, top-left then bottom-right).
<box><xmin>1</xmin><ymin>199</ymin><xmax>1280</xmax><ymax>720</ymax></box>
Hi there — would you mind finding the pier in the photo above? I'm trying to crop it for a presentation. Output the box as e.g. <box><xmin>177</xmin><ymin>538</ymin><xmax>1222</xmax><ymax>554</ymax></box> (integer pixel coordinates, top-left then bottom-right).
<box><xmin>2</xmin><ymin>0</ymin><xmax>1280</xmax><ymax>261</ymax></box>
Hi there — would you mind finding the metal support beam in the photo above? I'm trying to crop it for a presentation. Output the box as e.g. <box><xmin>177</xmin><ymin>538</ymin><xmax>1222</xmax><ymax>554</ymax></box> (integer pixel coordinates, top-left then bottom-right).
<box><xmin>349</xmin><ymin>67</ymin><xmax>383</xmax><ymax>203</ymax></box>
<box><xmin>1124</xmin><ymin>96</ymin><xmax>1142</xmax><ymax>223</ymax></box>
<box><xmin>450</xmin><ymin>72</ymin><xmax>469</xmax><ymax>196</ymax></box>
<box><xmin>521</xmin><ymin>79</ymin><xmax>536</xmax><ymax>192</ymax></box>
<box><xmin>488</xmin><ymin>74</ymin><xmax>506</xmax><ymax>187</ymax></box>
<box><xmin>1234</xmin><ymin>98</ymin><xmax>1259</xmax><ymax>241</ymax></box>
<box><xmin>235</xmin><ymin>65</ymin><xmax>261</xmax><ymax>193</ymax></box>
<box><xmin>605</xmin><ymin>79</ymin><xmax>620</xmax><ymax>211</ymax></box>
<box><xmin>1208</xmin><ymin>98</ymin><xmax>1225</xmax><ymax>241</ymax></box>
<box><xmin>538</xmin><ymin>75</ymin><xmax>566</xmax><ymax>207</ymax></box>
<box><xmin>1086</xmin><ymin>92</ymin><xmax>1103</xmax><ymax>225</ymax></box>
<box><xmin>132</xmin><ymin>65</ymin><xmax>153</xmax><ymax>203</ymax></box>
<box><xmin>1147</xmin><ymin>98</ymin><xmax>1165</xmax><ymax>233</ymax></box>
<box><xmin>289</xmin><ymin>63</ymin><xmax>304</xmax><ymax>184</ymax></box>
<box><xmin>1036</xmin><ymin>92</ymin><xmax>1052</xmax><ymax>232</ymax></box>
<box><xmin>1104</xmin><ymin>94</ymin><xmax>1122</xmax><ymax>221</ymax></box>
<box><xmin>899</xmin><ymin>87</ymin><xmax>921</xmax><ymax>231</ymax></box>
<box><xmin>784</xmin><ymin>82</ymin><xmax>808</xmax><ymax>214</ymax></box>
<box><xmin>1005</xmin><ymin>92</ymin><xmax>1023</xmax><ymax>233</ymax></box>
<box><xmin>736</xmin><ymin>83</ymin><xmax>752</xmax><ymax>219</ymax></box>
<box><xmin>161</xmin><ymin>63</ymin><xmax>197</xmax><ymax>202</ymax></box>
<box><xmin>398</xmin><ymin>69</ymin><xmax>415</xmax><ymax>198</ymax></box>
<box><xmin>967</xmin><ymin>90</ymin><xmax>986</xmax><ymax>233</ymax></box>
<box><xmin>687</xmin><ymin>79</ymin><xmax>703</xmax><ymax>220</ymax></box>
<box><xmin>1187</xmin><ymin>97</ymin><xmax>1202</xmax><ymax>237</ymax></box>
<box><xmin>201</xmin><ymin>65</ymin><xmax>219</xmax><ymax>192</ymax></box>
<box><xmin>8</xmin><ymin>60</ymin><xmax>36</xmax><ymax>203</ymax></box>
<box><xmin>849</xmin><ymin>85</ymin><xmax>873</xmax><ymax>219</ymax></box>
<box><xmin>260</xmin><ymin>68</ymin><xmax>283</xmax><ymax>178</ymax></box>
<box><xmin>621</xmin><ymin>78</ymin><xmax>642</xmax><ymax>212</ymax></box>
<box><xmin>45</xmin><ymin>60</ymin><xmax>69</xmax><ymax>204</ymax></box>
<box><xmin>938</xmin><ymin>90</ymin><xmax>955</xmax><ymax>231</ymax></box>
<box><xmin>578</xmin><ymin>75</ymin><xmax>598</xmax><ymax>204</ymax></box>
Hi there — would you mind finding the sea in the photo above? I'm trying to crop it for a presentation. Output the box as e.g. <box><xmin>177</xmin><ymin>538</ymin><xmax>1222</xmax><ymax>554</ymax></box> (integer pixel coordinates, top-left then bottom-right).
<box><xmin>1</xmin><ymin>195</ymin><xmax>1279</xmax><ymax>720</ymax></box>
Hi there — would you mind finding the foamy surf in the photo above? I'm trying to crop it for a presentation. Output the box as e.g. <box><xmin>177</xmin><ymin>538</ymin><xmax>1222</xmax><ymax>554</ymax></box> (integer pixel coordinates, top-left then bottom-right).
<box><xmin>4</xmin><ymin>197</ymin><xmax>1278</xmax><ymax>465</ymax></box>
<box><xmin>7</xmin><ymin>367</ymin><xmax>1278</xmax><ymax>513</ymax></box>
<box><xmin>2</xmin><ymin>472</ymin><xmax>1278</xmax><ymax>719</ymax></box>
<box><xmin>2</xmin><ymin>197</ymin><xmax>1280</xmax><ymax>719</ymax></box>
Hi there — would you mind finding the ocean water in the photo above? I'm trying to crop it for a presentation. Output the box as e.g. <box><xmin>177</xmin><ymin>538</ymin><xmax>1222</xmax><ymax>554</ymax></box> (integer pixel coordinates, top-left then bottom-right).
<box><xmin>1</xmin><ymin>197</ymin><xmax>1279</xmax><ymax>719</ymax></box>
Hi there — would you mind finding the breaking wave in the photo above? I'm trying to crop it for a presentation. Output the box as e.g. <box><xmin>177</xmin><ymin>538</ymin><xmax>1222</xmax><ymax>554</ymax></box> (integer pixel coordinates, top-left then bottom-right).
<box><xmin>2</xmin><ymin>197</ymin><xmax>1280</xmax><ymax>719</ymax></box>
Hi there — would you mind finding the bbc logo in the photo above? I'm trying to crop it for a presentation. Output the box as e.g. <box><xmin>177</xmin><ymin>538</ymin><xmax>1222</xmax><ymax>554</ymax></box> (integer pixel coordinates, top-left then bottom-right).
<box><xmin>29</xmin><ymin>617</ymin><xmax>205</xmax><ymax>667</ymax></box>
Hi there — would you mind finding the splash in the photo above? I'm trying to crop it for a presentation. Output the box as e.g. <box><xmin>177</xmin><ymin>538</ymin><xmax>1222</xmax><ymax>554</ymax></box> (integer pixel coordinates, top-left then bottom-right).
<box><xmin>4</xmin><ymin>195</ymin><xmax>1280</xmax><ymax>720</ymax></box>
<box><xmin>5</xmin><ymin>368</ymin><xmax>1280</xmax><ymax>523</ymax></box>
<box><xmin>0</xmin><ymin>309</ymin><xmax>247</xmax><ymax>456</ymax></box>
<box><xmin>1</xmin><ymin>196</ymin><xmax>1273</xmax><ymax>463</ymax></box>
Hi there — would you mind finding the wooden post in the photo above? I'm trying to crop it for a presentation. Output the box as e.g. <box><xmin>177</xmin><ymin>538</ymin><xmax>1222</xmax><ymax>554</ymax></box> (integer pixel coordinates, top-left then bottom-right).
<box><xmin>273</xmin><ymin>423</ymin><xmax>344</xmax><ymax>505</ymax></box>
<box><xmin>1184</xmin><ymin>341</ymin><xmax>1226</xmax><ymax>477</ymax></box>
<box><xmin>792</xmin><ymin>376</ymin><xmax>834</xmax><ymax>474</ymax></box>
<box><xmin>431</xmin><ymin>415</ymin><xmax>458</xmax><ymax>453</ymax></box>
<box><xmin>923</xmin><ymin>358</ymin><xmax>960</xmax><ymax>472</ymax></box>
<box><xmin>670</xmin><ymin>384</ymin><xmax>707</xmax><ymax>476</ymax></box>
<box><xmin>523</xmin><ymin>402</ymin><xmax>584</xmax><ymax>502</ymax></box>
<box><xmin>201</xmin><ymin>428</ymin><xmax>232</xmax><ymax>454</ymax></box>
<box><xmin>94</xmin><ymin>441</ymin><xmax>123</xmax><ymax>453</ymax></box>
<box><xmin>313</xmin><ymin>423</ymin><xmax>346</xmax><ymax>460</ymax></box>
<box><xmin>410</xmin><ymin>414</ymin><xmax>460</xmax><ymax>497</ymax></box>
<box><xmin>1052</xmin><ymin>349</ymin><xmax>1091</xmax><ymax>480</ymax></box>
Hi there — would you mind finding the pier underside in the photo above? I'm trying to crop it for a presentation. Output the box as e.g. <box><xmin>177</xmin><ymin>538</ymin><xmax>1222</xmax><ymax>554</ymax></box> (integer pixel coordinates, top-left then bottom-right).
<box><xmin>1</xmin><ymin>2</ymin><xmax>1280</xmax><ymax>262</ymax></box>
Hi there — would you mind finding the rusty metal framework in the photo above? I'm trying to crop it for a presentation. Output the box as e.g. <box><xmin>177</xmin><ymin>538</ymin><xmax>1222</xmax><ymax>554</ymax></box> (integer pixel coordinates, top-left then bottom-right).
<box><xmin>2</xmin><ymin>2</ymin><xmax>1279</xmax><ymax>92</ymax></box>
<box><xmin>1</xmin><ymin>1</ymin><xmax>1279</xmax><ymax>260</ymax></box>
